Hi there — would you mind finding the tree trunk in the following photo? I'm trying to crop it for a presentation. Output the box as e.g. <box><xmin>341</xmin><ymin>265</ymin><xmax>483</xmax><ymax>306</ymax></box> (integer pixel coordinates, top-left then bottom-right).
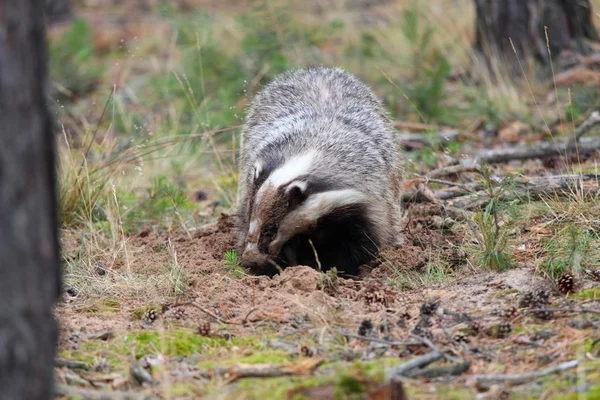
<box><xmin>44</xmin><ymin>0</ymin><xmax>72</xmax><ymax>24</ymax></box>
<box><xmin>0</xmin><ymin>1</ymin><xmax>61</xmax><ymax>399</ymax></box>
<box><xmin>473</xmin><ymin>0</ymin><xmax>599</xmax><ymax>73</ymax></box>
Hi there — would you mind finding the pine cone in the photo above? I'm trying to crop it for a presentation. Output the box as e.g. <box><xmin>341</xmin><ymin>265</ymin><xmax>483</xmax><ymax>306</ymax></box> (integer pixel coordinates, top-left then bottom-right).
<box><xmin>358</xmin><ymin>319</ymin><xmax>374</xmax><ymax>337</ymax></box>
<box><xmin>557</xmin><ymin>273</ymin><xmax>575</xmax><ymax>295</ymax></box>
<box><xmin>174</xmin><ymin>308</ymin><xmax>186</xmax><ymax>320</ymax></box>
<box><xmin>142</xmin><ymin>308</ymin><xmax>158</xmax><ymax>323</ymax></box>
<box><xmin>519</xmin><ymin>291</ymin><xmax>535</xmax><ymax>308</ymax></box>
<box><xmin>501</xmin><ymin>306</ymin><xmax>518</xmax><ymax>319</ymax></box>
<box><xmin>198</xmin><ymin>322</ymin><xmax>211</xmax><ymax>336</ymax></box>
<box><xmin>585</xmin><ymin>268</ymin><xmax>600</xmax><ymax>282</ymax></box>
<box><xmin>486</xmin><ymin>322</ymin><xmax>512</xmax><ymax>339</ymax></box>
<box><xmin>533</xmin><ymin>289</ymin><xmax>551</xmax><ymax>305</ymax></box>
<box><xmin>453</xmin><ymin>331</ymin><xmax>469</xmax><ymax>343</ymax></box>
<box><xmin>469</xmin><ymin>320</ymin><xmax>482</xmax><ymax>335</ymax></box>
<box><xmin>299</xmin><ymin>345</ymin><xmax>315</xmax><ymax>357</ymax></box>
<box><xmin>364</xmin><ymin>290</ymin><xmax>388</xmax><ymax>306</ymax></box>
<box><xmin>533</xmin><ymin>309</ymin><xmax>553</xmax><ymax>320</ymax></box>
<box><xmin>419</xmin><ymin>301</ymin><xmax>439</xmax><ymax>316</ymax></box>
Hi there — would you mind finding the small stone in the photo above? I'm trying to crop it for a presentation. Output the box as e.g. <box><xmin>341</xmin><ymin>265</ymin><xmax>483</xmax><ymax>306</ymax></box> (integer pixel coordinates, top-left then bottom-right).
<box><xmin>568</xmin><ymin>318</ymin><xmax>592</xmax><ymax>330</ymax></box>
<box><xmin>530</xmin><ymin>329</ymin><xmax>555</xmax><ymax>341</ymax></box>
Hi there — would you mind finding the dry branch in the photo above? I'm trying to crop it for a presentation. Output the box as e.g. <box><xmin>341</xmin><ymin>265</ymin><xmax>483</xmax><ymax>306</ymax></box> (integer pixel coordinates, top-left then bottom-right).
<box><xmin>55</xmin><ymin>358</ymin><xmax>89</xmax><ymax>370</ymax></box>
<box><xmin>54</xmin><ymin>384</ymin><xmax>155</xmax><ymax>400</ymax></box>
<box><xmin>570</xmin><ymin>110</ymin><xmax>600</xmax><ymax>144</ymax></box>
<box><xmin>447</xmin><ymin>174</ymin><xmax>600</xmax><ymax>210</ymax></box>
<box><xmin>462</xmin><ymin>136</ymin><xmax>600</xmax><ymax>166</ymax></box>
<box><xmin>404</xmin><ymin>361</ymin><xmax>471</xmax><ymax>379</ymax></box>
<box><xmin>213</xmin><ymin>357</ymin><xmax>324</xmax><ymax>383</ymax></box>
<box><xmin>471</xmin><ymin>360</ymin><xmax>578</xmax><ymax>390</ymax></box>
<box><xmin>397</xmin><ymin>129</ymin><xmax>462</xmax><ymax>148</ymax></box>
<box><xmin>385</xmin><ymin>350</ymin><xmax>445</xmax><ymax>379</ymax></box>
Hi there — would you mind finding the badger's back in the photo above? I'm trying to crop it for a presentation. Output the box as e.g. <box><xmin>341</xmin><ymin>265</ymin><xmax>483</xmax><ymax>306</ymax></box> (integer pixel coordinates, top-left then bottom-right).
<box><xmin>236</xmin><ymin>67</ymin><xmax>404</xmax><ymax>276</ymax></box>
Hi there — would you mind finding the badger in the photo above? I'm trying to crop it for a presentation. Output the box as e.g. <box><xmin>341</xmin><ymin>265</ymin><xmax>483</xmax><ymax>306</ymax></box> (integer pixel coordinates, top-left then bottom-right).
<box><xmin>234</xmin><ymin>66</ymin><xmax>404</xmax><ymax>277</ymax></box>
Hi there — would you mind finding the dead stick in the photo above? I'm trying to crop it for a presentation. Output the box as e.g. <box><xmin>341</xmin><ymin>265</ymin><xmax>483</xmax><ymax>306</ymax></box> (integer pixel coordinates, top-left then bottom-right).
<box><xmin>404</xmin><ymin>361</ymin><xmax>471</xmax><ymax>379</ymax></box>
<box><xmin>333</xmin><ymin>329</ymin><xmax>419</xmax><ymax>347</ymax></box>
<box><xmin>54</xmin><ymin>384</ymin><xmax>155</xmax><ymax>400</ymax></box>
<box><xmin>173</xmin><ymin>301</ymin><xmax>244</xmax><ymax>325</ymax></box>
<box><xmin>448</xmin><ymin>174</ymin><xmax>600</xmax><ymax>210</ymax></box>
<box><xmin>524</xmin><ymin>307</ymin><xmax>600</xmax><ymax>316</ymax></box>
<box><xmin>461</xmin><ymin>136</ymin><xmax>600</xmax><ymax>166</ymax></box>
<box><xmin>385</xmin><ymin>350</ymin><xmax>445</xmax><ymax>379</ymax></box>
<box><xmin>472</xmin><ymin>360</ymin><xmax>578</xmax><ymax>390</ymax></box>
<box><xmin>570</xmin><ymin>110</ymin><xmax>600</xmax><ymax>144</ymax></box>
<box><xmin>427</xmin><ymin>165</ymin><xmax>482</xmax><ymax>179</ymax></box>
<box><xmin>410</xmin><ymin>334</ymin><xmax>461</xmax><ymax>363</ymax></box>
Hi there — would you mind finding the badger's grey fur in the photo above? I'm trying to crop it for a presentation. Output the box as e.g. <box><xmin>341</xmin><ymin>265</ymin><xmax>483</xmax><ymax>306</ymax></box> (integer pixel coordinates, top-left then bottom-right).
<box><xmin>235</xmin><ymin>66</ymin><xmax>404</xmax><ymax>276</ymax></box>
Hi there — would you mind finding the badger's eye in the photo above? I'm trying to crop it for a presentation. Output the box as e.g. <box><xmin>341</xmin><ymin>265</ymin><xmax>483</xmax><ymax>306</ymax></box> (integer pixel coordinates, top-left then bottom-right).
<box><xmin>286</xmin><ymin>181</ymin><xmax>307</xmax><ymax>208</ymax></box>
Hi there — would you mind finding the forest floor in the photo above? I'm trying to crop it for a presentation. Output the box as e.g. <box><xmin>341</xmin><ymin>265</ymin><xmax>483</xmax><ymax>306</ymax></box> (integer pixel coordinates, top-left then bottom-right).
<box><xmin>52</xmin><ymin>1</ymin><xmax>600</xmax><ymax>399</ymax></box>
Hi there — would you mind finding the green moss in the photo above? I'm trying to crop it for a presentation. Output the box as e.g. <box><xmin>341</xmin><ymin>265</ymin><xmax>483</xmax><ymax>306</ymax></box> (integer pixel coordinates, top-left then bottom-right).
<box><xmin>570</xmin><ymin>287</ymin><xmax>600</xmax><ymax>300</ymax></box>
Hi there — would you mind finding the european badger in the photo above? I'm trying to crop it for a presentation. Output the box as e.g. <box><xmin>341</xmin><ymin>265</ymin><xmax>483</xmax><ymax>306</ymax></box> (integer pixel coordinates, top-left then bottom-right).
<box><xmin>235</xmin><ymin>67</ymin><xmax>404</xmax><ymax>276</ymax></box>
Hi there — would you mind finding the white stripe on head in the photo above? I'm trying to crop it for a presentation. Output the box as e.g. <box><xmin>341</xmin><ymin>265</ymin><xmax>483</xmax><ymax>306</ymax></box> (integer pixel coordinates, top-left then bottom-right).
<box><xmin>270</xmin><ymin>150</ymin><xmax>317</xmax><ymax>187</ymax></box>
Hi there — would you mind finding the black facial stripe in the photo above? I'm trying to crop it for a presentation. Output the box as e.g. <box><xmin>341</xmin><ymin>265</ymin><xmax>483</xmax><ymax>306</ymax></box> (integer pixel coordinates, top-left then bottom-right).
<box><xmin>280</xmin><ymin>174</ymin><xmax>345</xmax><ymax>197</ymax></box>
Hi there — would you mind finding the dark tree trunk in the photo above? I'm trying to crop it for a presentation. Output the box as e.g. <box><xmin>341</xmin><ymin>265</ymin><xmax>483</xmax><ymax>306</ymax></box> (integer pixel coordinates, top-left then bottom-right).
<box><xmin>44</xmin><ymin>0</ymin><xmax>72</xmax><ymax>24</ymax></box>
<box><xmin>0</xmin><ymin>0</ymin><xmax>61</xmax><ymax>399</ymax></box>
<box><xmin>473</xmin><ymin>0</ymin><xmax>599</xmax><ymax>73</ymax></box>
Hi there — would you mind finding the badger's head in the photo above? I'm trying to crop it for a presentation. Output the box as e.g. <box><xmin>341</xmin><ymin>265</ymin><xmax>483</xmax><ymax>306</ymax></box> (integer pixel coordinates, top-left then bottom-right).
<box><xmin>240</xmin><ymin>150</ymin><xmax>379</xmax><ymax>276</ymax></box>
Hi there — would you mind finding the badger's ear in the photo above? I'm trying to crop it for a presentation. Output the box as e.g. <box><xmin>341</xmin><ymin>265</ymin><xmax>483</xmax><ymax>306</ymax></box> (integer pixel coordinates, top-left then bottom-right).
<box><xmin>285</xmin><ymin>180</ymin><xmax>308</xmax><ymax>208</ymax></box>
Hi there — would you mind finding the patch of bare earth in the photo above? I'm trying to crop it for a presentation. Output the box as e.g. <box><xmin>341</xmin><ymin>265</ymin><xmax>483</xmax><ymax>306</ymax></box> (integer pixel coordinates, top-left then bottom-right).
<box><xmin>57</xmin><ymin>209</ymin><xmax>599</xmax><ymax>398</ymax></box>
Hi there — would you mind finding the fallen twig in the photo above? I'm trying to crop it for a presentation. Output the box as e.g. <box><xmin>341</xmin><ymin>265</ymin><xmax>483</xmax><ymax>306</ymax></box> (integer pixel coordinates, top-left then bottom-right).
<box><xmin>426</xmin><ymin>165</ymin><xmax>482</xmax><ymax>179</ymax></box>
<box><xmin>471</xmin><ymin>360</ymin><xmax>578</xmax><ymax>390</ymax></box>
<box><xmin>130</xmin><ymin>362</ymin><xmax>155</xmax><ymax>386</ymax></box>
<box><xmin>396</xmin><ymin>129</ymin><xmax>462</xmax><ymax>147</ymax></box>
<box><xmin>524</xmin><ymin>307</ymin><xmax>600</xmax><ymax>316</ymax></box>
<box><xmin>569</xmin><ymin>110</ymin><xmax>600</xmax><ymax>144</ymax></box>
<box><xmin>56</xmin><ymin>358</ymin><xmax>89</xmax><ymax>370</ymax></box>
<box><xmin>55</xmin><ymin>384</ymin><xmax>154</xmax><ymax>400</ymax></box>
<box><xmin>447</xmin><ymin>174</ymin><xmax>600</xmax><ymax>210</ymax></box>
<box><xmin>172</xmin><ymin>301</ymin><xmax>244</xmax><ymax>325</ymax></box>
<box><xmin>333</xmin><ymin>329</ymin><xmax>419</xmax><ymax>347</ymax></box>
<box><xmin>461</xmin><ymin>136</ymin><xmax>600</xmax><ymax>166</ymax></box>
<box><xmin>213</xmin><ymin>357</ymin><xmax>324</xmax><ymax>383</ymax></box>
<box><xmin>409</xmin><ymin>334</ymin><xmax>462</xmax><ymax>363</ymax></box>
<box><xmin>405</xmin><ymin>361</ymin><xmax>471</xmax><ymax>379</ymax></box>
<box><xmin>385</xmin><ymin>350</ymin><xmax>445</xmax><ymax>379</ymax></box>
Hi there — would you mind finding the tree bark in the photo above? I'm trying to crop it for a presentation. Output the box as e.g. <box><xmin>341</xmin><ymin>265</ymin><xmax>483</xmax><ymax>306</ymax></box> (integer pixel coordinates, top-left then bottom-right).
<box><xmin>473</xmin><ymin>0</ymin><xmax>599</xmax><ymax>73</ymax></box>
<box><xmin>44</xmin><ymin>0</ymin><xmax>72</xmax><ymax>24</ymax></box>
<box><xmin>0</xmin><ymin>1</ymin><xmax>61</xmax><ymax>399</ymax></box>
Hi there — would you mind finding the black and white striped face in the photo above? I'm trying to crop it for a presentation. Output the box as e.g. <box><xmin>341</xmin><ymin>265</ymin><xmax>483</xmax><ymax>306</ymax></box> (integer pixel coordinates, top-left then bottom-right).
<box><xmin>240</xmin><ymin>150</ymin><xmax>369</xmax><ymax>269</ymax></box>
